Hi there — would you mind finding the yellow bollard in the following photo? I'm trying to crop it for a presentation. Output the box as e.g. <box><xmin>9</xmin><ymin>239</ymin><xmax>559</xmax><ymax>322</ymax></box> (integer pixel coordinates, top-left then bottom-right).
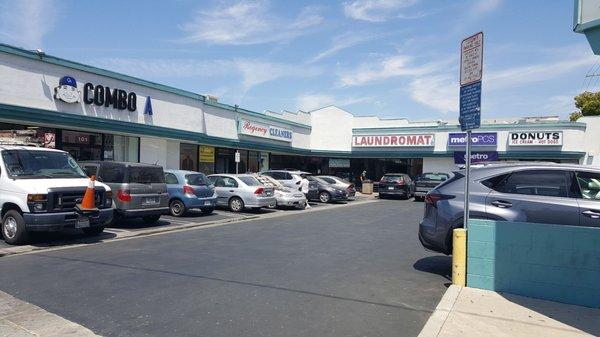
<box><xmin>452</xmin><ymin>228</ymin><xmax>467</xmax><ymax>286</ymax></box>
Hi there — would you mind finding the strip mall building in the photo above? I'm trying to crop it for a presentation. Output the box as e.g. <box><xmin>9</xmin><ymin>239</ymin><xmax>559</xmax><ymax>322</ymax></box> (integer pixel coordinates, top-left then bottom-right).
<box><xmin>1</xmin><ymin>43</ymin><xmax>599</xmax><ymax>182</ymax></box>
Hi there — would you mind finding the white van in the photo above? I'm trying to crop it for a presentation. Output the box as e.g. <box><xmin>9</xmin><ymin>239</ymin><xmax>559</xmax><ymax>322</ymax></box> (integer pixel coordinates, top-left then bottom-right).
<box><xmin>0</xmin><ymin>146</ymin><xmax>113</xmax><ymax>244</ymax></box>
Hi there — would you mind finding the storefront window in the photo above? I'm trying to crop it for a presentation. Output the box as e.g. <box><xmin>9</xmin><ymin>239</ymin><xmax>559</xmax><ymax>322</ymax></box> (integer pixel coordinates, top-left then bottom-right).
<box><xmin>62</xmin><ymin>130</ymin><xmax>102</xmax><ymax>161</ymax></box>
<box><xmin>0</xmin><ymin>123</ymin><xmax>56</xmax><ymax>148</ymax></box>
<box><xmin>104</xmin><ymin>135</ymin><xmax>139</xmax><ymax>162</ymax></box>
<box><xmin>248</xmin><ymin>151</ymin><xmax>259</xmax><ymax>173</ymax></box>
<box><xmin>180</xmin><ymin>143</ymin><xmax>199</xmax><ymax>171</ymax></box>
<box><xmin>216</xmin><ymin>148</ymin><xmax>235</xmax><ymax>173</ymax></box>
<box><xmin>237</xmin><ymin>150</ymin><xmax>248</xmax><ymax>173</ymax></box>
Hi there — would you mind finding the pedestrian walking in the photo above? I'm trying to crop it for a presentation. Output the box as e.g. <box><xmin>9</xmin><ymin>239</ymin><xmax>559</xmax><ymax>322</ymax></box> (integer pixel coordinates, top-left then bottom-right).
<box><xmin>300</xmin><ymin>174</ymin><xmax>311</xmax><ymax>209</ymax></box>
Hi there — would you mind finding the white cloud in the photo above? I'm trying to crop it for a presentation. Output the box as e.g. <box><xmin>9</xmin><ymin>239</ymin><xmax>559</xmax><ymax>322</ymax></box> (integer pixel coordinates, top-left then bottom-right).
<box><xmin>309</xmin><ymin>32</ymin><xmax>377</xmax><ymax>63</ymax></box>
<box><xmin>470</xmin><ymin>0</ymin><xmax>502</xmax><ymax>16</ymax></box>
<box><xmin>0</xmin><ymin>0</ymin><xmax>58</xmax><ymax>49</ymax></box>
<box><xmin>93</xmin><ymin>58</ymin><xmax>322</xmax><ymax>93</ymax></box>
<box><xmin>337</xmin><ymin>54</ymin><xmax>449</xmax><ymax>86</ymax></box>
<box><xmin>179</xmin><ymin>1</ymin><xmax>323</xmax><ymax>45</ymax></box>
<box><xmin>296</xmin><ymin>93</ymin><xmax>373</xmax><ymax>111</ymax></box>
<box><xmin>343</xmin><ymin>0</ymin><xmax>419</xmax><ymax>22</ymax></box>
<box><xmin>408</xmin><ymin>74</ymin><xmax>458</xmax><ymax>114</ymax></box>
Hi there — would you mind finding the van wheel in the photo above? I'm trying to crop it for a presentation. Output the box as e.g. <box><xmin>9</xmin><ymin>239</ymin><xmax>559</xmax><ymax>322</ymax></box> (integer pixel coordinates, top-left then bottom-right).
<box><xmin>169</xmin><ymin>199</ymin><xmax>186</xmax><ymax>217</ymax></box>
<box><xmin>2</xmin><ymin>210</ymin><xmax>28</xmax><ymax>245</ymax></box>
<box><xmin>319</xmin><ymin>191</ymin><xmax>331</xmax><ymax>203</ymax></box>
<box><xmin>229</xmin><ymin>197</ymin><xmax>244</xmax><ymax>212</ymax></box>
<box><xmin>82</xmin><ymin>227</ymin><xmax>104</xmax><ymax>236</ymax></box>
<box><xmin>142</xmin><ymin>215</ymin><xmax>161</xmax><ymax>223</ymax></box>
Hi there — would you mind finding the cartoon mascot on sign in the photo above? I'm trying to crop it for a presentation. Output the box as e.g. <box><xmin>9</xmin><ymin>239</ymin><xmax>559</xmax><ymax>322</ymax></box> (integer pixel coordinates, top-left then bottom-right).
<box><xmin>54</xmin><ymin>76</ymin><xmax>81</xmax><ymax>103</ymax></box>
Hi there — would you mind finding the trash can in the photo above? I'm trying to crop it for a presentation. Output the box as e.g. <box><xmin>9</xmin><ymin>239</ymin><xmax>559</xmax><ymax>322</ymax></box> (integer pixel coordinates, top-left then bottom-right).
<box><xmin>362</xmin><ymin>180</ymin><xmax>374</xmax><ymax>194</ymax></box>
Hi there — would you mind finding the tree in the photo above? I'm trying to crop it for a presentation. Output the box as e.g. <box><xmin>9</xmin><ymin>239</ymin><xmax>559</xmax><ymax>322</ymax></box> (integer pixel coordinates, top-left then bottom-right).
<box><xmin>572</xmin><ymin>91</ymin><xmax>600</xmax><ymax>121</ymax></box>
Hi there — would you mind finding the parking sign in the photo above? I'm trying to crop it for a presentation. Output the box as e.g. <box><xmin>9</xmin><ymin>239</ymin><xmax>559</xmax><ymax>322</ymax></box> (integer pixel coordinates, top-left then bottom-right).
<box><xmin>460</xmin><ymin>32</ymin><xmax>483</xmax><ymax>86</ymax></box>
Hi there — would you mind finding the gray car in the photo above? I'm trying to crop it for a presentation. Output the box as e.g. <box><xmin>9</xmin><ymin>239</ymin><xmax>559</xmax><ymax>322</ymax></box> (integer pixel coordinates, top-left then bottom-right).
<box><xmin>317</xmin><ymin>175</ymin><xmax>356</xmax><ymax>199</ymax></box>
<box><xmin>80</xmin><ymin>161</ymin><xmax>170</xmax><ymax>224</ymax></box>
<box><xmin>207</xmin><ymin>174</ymin><xmax>276</xmax><ymax>212</ymax></box>
<box><xmin>260</xmin><ymin>170</ymin><xmax>319</xmax><ymax>200</ymax></box>
<box><xmin>419</xmin><ymin>162</ymin><xmax>600</xmax><ymax>255</ymax></box>
<box><xmin>255</xmin><ymin>175</ymin><xmax>306</xmax><ymax>209</ymax></box>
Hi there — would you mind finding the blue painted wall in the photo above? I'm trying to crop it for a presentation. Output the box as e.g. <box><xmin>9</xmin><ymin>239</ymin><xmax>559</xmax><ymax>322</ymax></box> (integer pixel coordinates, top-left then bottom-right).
<box><xmin>467</xmin><ymin>219</ymin><xmax>600</xmax><ymax>308</ymax></box>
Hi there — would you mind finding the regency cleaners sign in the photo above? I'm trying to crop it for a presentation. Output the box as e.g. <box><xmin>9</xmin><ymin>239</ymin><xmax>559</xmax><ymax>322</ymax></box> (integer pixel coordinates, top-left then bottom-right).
<box><xmin>239</xmin><ymin>119</ymin><xmax>293</xmax><ymax>143</ymax></box>
<box><xmin>352</xmin><ymin>134</ymin><xmax>435</xmax><ymax>147</ymax></box>
<box><xmin>508</xmin><ymin>131</ymin><xmax>562</xmax><ymax>146</ymax></box>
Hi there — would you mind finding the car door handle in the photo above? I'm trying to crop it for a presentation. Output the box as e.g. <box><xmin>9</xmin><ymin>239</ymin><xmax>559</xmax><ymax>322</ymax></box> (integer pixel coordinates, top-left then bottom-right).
<box><xmin>491</xmin><ymin>200</ymin><xmax>512</xmax><ymax>208</ymax></box>
<box><xmin>582</xmin><ymin>210</ymin><xmax>600</xmax><ymax>219</ymax></box>
<box><xmin>229</xmin><ymin>190</ymin><xmax>234</xmax><ymax>192</ymax></box>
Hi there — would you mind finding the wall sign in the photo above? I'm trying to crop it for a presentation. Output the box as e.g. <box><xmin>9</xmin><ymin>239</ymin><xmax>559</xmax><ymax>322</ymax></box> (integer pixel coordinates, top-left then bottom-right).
<box><xmin>199</xmin><ymin>146</ymin><xmax>215</xmax><ymax>163</ymax></box>
<box><xmin>454</xmin><ymin>151</ymin><xmax>498</xmax><ymax>164</ymax></box>
<box><xmin>54</xmin><ymin>75</ymin><xmax>138</xmax><ymax>112</ymax></box>
<box><xmin>329</xmin><ymin>158</ymin><xmax>350</xmax><ymax>168</ymax></box>
<box><xmin>508</xmin><ymin>132</ymin><xmax>562</xmax><ymax>146</ymax></box>
<box><xmin>352</xmin><ymin>134</ymin><xmax>435</xmax><ymax>147</ymax></box>
<box><xmin>239</xmin><ymin>119</ymin><xmax>293</xmax><ymax>143</ymax></box>
<box><xmin>448</xmin><ymin>132</ymin><xmax>497</xmax><ymax>146</ymax></box>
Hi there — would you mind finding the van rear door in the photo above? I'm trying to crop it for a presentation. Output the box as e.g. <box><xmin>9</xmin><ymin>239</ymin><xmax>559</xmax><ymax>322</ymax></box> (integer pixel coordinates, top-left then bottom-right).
<box><xmin>126</xmin><ymin>166</ymin><xmax>168</xmax><ymax>209</ymax></box>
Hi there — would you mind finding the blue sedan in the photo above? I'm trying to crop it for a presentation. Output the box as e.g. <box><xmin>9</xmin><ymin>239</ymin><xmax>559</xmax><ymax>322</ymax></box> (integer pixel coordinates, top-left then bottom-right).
<box><xmin>164</xmin><ymin>170</ymin><xmax>218</xmax><ymax>217</ymax></box>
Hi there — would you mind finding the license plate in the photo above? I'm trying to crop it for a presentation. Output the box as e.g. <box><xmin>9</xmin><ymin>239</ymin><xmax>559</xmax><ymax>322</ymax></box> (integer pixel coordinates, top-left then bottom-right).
<box><xmin>204</xmin><ymin>201</ymin><xmax>212</xmax><ymax>206</ymax></box>
<box><xmin>144</xmin><ymin>197</ymin><xmax>159</xmax><ymax>205</ymax></box>
<box><xmin>387</xmin><ymin>186</ymin><xmax>394</xmax><ymax>190</ymax></box>
<box><xmin>75</xmin><ymin>218</ymin><xmax>90</xmax><ymax>228</ymax></box>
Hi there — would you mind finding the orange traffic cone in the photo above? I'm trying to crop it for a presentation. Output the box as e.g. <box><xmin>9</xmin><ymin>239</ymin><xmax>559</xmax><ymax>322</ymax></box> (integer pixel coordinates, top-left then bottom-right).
<box><xmin>79</xmin><ymin>175</ymin><xmax>97</xmax><ymax>210</ymax></box>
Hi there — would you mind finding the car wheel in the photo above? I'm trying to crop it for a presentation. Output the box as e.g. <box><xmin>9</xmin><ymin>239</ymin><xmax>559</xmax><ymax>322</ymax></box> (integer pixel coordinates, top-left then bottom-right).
<box><xmin>201</xmin><ymin>207</ymin><xmax>214</xmax><ymax>215</ymax></box>
<box><xmin>2</xmin><ymin>210</ymin><xmax>28</xmax><ymax>245</ymax></box>
<box><xmin>229</xmin><ymin>197</ymin><xmax>244</xmax><ymax>212</ymax></box>
<box><xmin>82</xmin><ymin>227</ymin><xmax>104</xmax><ymax>236</ymax></box>
<box><xmin>169</xmin><ymin>199</ymin><xmax>186</xmax><ymax>217</ymax></box>
<box><xmin>142</xmin><ymin>215</ymin><xmax>161</xmax><ymax>223</ymax></box>
<box><xmin>319</xmin><ymin>191</ymin><xmax>331</xmax><ymax>203</ymax></box>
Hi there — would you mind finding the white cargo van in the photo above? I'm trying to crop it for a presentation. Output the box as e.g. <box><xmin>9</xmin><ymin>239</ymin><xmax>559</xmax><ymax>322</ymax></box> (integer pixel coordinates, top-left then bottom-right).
<box><xmin>0</xmin><ymin>146</ymin><xmax>113</xmax><ymax>244</ymax></box>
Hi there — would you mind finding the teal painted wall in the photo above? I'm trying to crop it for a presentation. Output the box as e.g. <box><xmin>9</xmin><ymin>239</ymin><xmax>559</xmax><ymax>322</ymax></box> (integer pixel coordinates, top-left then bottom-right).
<box><xmin>467</xmin><ymin>219</ymin><xmax>600</xmax><ymax>308</ymax></box>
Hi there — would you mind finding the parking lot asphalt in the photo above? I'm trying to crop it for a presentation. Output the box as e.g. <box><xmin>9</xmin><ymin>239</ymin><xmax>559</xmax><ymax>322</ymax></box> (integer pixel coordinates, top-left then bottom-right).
<box><xmin>0</xmin><ymin>198</ymin><xmax>450</xmax><ymax>337</ymax></box>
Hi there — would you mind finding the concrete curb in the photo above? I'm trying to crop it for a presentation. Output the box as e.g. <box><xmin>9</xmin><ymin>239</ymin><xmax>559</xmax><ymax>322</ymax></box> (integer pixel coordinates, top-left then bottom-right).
<box><xmin>0</xmin><ymin>290</ymin><xmax>99</xmax><ymax>336</ymax></box>
<box><xmin>0</xmin><ymin>198</ymin><xmax>378</xmax><ymax>258</ymax></box>
<box><xmin>418</xmin><ymin>285</ymin><xmax>462</xmax><ymax>337</ymax></box>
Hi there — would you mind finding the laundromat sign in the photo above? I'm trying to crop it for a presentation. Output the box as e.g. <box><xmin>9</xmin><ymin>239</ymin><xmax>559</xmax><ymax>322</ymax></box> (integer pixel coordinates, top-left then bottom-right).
<box><xmin>352</xmin><ymin>134</ymin><xmax>435</xmax><ymax>147</ymax></box>
<box><xmin>508</xmin><ymin>131</ymin><xmax>563</xmax><ymax>146</ymax></box>
<box><xmin>239</xmin><ymin>119</ymin><xmax>293</xmax><ymax>143</ymax></box>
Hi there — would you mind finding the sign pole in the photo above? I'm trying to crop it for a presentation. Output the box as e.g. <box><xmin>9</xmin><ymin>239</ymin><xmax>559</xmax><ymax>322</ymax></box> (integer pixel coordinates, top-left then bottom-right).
<box><xmin>463</xmin><ymin>130</ymin><xmax>471</xmax><ymax>230</ymax></box>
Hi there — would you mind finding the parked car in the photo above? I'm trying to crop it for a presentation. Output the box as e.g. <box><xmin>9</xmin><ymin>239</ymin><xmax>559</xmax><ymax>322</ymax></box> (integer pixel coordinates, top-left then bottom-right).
<box><xmin>80</xmin><ymin>161</ymin><xmax>169</xmax><ymax>224</ymax></box>
<box><xmin>378</xmin><ymin>173</ymin><xmax>413</xmax><ymax>199</ymax></box>
<box><xmin>413</xmin><ymin>172</ymin><xmax>450</xmax><ymax>201</ymax></box>
<box><xmin>305</xmin><ymin>175</ymin><xmax>349</xmax><ymax>203</ymax></box>
<box><xmin>207</xmin><ymin>174</ymin><xmax>276</xmax><ymax>212</ymax></box>
<box><xmin>255</xmin><ymin>175</ymin><xmax>306</xmax><ymax>209</ymax></box>
<box><xmin>0</xmin><ymin>146</ymin><xmax>113</xmax><ymax>244</ymax></box>
<box><xmin>164</xmin><ymin>170</ymin><xmax>217</xmax><ymax>217</ymax></box>
<box><xmin>317</xmin><ymin>175</ymin><xmax>356</xmax><ymax>198</ymax></box>
<box><xmin>419</xmin><ymin>162</ymin><xmax>600</xmax><ymax>255</ymax></box>
<box><xmin>260</xmin><ymin>170</ymin><xmax>318</xmax><ymax>200</ymax></box>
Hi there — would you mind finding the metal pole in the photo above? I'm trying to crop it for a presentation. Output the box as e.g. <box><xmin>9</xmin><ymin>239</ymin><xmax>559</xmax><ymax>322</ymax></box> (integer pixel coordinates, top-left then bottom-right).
<box><xmin>463</xmin><ymin>130</ymin><xmax>471</xmax><ymax>230</ymax></box>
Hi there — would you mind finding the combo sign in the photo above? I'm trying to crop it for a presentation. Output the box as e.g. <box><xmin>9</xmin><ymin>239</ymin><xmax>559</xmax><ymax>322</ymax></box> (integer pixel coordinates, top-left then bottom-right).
<box><xmin>508</xmin><ymin>132</ymin><xmax>563</xmax><ymax>146</ymax></box>
<box><xmin>352</xmin><ymin>134</ymin><xmax>434</xmax><ymax>147</ymax></box>
<box><xmin>239</xmin><ymin>119</ymin><xmax>293</xmax><ymax>143</ymax></box>
<box><xmin>54</xmin><ymin>75</ymin><xmax>139</xmax><ymax>112</ymax></box>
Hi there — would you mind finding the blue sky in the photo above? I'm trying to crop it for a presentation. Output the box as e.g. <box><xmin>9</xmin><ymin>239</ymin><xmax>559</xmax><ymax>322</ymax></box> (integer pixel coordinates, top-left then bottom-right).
<box><xmin>0</xmin><ymin>0</ymin><xmax>596</xmax><ymax>121</ymax></box>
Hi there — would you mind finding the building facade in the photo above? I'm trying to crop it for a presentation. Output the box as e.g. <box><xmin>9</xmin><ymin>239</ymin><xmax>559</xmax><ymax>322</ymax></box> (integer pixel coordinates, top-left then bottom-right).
<box><xmin>1</xmin><ymin>43</ymin><xmax>599</xmax><ymax>183</ymax></box>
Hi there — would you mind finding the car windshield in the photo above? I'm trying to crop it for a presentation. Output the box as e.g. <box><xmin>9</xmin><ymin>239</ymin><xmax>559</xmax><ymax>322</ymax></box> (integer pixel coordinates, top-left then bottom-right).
<box><xmin>1</xmin><ymin>149</ymin><xmax>86</xmax><ymax>179</ymax></box>
<box><xmin>186</xmin><ymin>173</ymin><xmax>211</xmax><ymax>186</ymax></box>
<box><xmin>239</xmin><ymin>176</ymin><xmax>261</xmax><ymax>186</ymax></box>
<box><xmin>420</xmin><ymin>173</ymin><xmax>449</xmax><ymax>181</ymax></box>
<box><xmin>128</xmin><ymin>166</ymin><xmax>164</xmax><ymax>184</ymax></box>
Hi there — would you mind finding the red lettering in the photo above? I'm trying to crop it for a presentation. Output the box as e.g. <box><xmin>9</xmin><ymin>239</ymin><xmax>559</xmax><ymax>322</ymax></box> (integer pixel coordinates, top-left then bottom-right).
<box><xmin>407</xmin><ymin>135</ymin><xmax>417</xmax><ymax>145</ymax></box>
<box><xmin>390</xmin><ymin>136</ymin><xmax>398</xmax><ymax>145</ymax></box>
<box><xmin>374</xmin><ymin>136</ymin><xmax>382</xmax><ymax>146</ymax></box>
<box><xmin>367</xmin><ymin>137</ymin><xmax>373</xmax><ymax>145</ymax></box>
<box><xmin>423</xmin><ymin>135</ymin><xmax>432</xmax><ymax>145</ymax></box>
<box><xmin>383</xmin><ymin>136</ymin><xmax>390</xmax><ymax>145</ymax></box>
<box><xmin>399</xmin><ymin>136</ymin><xmax>406</xmax><ymax>145</ymax></box>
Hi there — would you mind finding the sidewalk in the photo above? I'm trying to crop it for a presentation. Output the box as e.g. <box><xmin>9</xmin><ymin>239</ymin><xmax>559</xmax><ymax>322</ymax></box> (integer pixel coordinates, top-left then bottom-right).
<box><xmin>0</xmin><ymin>290</ymin><xmax>98</xmax><ymax>336</ymax></box>
<box><xmin>419</xmin><ymin>285</ymin><xmax>600</xmax><ymax>337</ymax></box>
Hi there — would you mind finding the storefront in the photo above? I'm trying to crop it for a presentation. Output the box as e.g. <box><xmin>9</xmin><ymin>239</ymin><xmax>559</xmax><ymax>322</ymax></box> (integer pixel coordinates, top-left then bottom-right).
<box><xmin>0</xmin><ymin>43</ymin><xmax>598</xmax><ymax>181</ymax></box>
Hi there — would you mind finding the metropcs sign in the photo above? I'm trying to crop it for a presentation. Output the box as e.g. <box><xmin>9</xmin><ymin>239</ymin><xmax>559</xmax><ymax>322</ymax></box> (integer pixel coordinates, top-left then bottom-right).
<box><xmin>352</xmin><ymin>134</ymin><xmax>435</xmax><ymax>147</ymax></box>
<box><xmin>508</xmin><ymin>131</ymin><xmax>563</xmax><ymax>146</ymax></box>
<box><xmin>239</xmin><ymin>119</ymin><xmax>293</xmax><ymax>143</ymax></box>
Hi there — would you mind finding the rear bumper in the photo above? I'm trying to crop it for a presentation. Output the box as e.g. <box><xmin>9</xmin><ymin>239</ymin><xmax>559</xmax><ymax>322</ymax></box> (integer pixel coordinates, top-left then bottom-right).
<box><xmin>330</xmin><ymin>192</ymin><xmax>349</xmax><ymax>201</ymax></box>
<box><xmin>184</xmin><ymin>196</ymin><xmax>218</xmax><ymax>209</ymax></box>
<box><xmin>379</xmin><ymin>189</ymin><xmax>409</xmax><ymax>195</ymax></box>
<box><xmin>418</xmin><ymin>220</ymin><xmax>448</xmax><ymax>254</ymax></box>
<box><xmin>23</xmin><ymin>208</ymin><xmax>113</xmax><ymax>231</ymax></box>
<box><xmin>246</xmin><ymin>196</ymin><xmax>276</xmax><ymax>208</ymax></box>
<box><xmin>276</xmin><ymin>195</ymin><xmax>306</xmax><ymax>208</ymax></box>
<box><xmin>117</xmin><ymin>207</ymin><xmax>169</xmax><ymax>218</ymax></box>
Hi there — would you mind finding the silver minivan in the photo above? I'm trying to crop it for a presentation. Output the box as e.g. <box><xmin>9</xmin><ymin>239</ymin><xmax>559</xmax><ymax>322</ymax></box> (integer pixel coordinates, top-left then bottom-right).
<box><xmin>207</xmin><ymin>174</ymin><xmax>276</xmax><ymax>212</ymax></box>
<box><xmin>80</xmin><ymin>161</ymin><xmax>169</xmax><ymax>223</ymax></box>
